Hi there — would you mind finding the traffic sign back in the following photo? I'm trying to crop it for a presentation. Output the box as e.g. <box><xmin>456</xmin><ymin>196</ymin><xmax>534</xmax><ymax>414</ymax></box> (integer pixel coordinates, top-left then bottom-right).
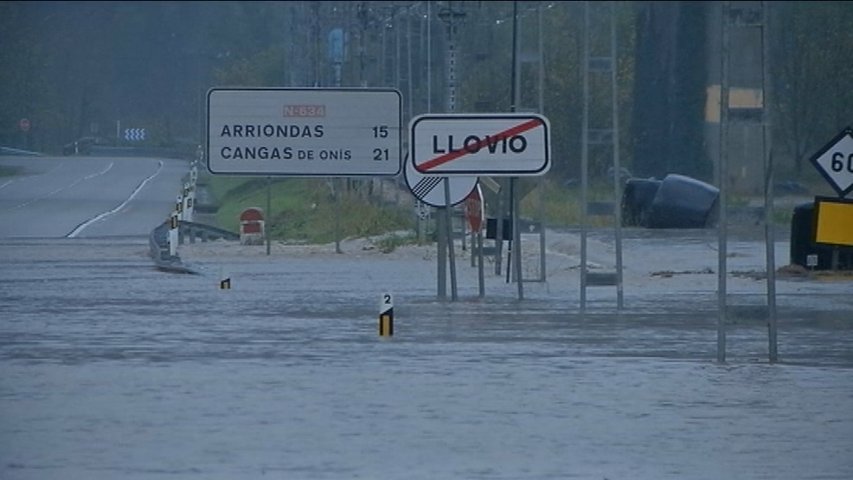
<box><xmin>403</xmin><ymin>153</ymin><xmax>476</xmax><ymax>208</ymax></box>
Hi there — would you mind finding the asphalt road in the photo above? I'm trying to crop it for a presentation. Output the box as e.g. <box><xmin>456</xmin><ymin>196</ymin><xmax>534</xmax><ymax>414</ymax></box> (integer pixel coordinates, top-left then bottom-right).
<box><xmin>0</xmin><ymin>155</ymin><xmax>189</xmax><ymax>238</ymax></box>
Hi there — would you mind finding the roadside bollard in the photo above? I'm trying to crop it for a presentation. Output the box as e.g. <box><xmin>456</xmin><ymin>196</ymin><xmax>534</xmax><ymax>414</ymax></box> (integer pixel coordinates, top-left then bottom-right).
<box><xmin>379</xmin><ymin>293</ymin><xmax>394</xmax><ymax>337</ymax></box>
<box><xmin>219</xmin><ymin>267</ymin><xmax>231</xmax><ymax>290</ymax></box>
<box><xmin>168</xmin><ymin>213</ymin><xmax>179</xmax><ymax>257</ymax></box>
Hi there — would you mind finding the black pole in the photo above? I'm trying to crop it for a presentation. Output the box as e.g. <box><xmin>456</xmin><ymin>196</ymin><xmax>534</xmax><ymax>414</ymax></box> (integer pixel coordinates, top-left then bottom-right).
<box><xmin>510</xmin><ymin>0</ymin><xmax>518</xmax><ymax>113</ymax></box>
<box><xmin>505</xmin><ymin>1</ymin><xmax>518</xmax><ymax>283</ymax></box>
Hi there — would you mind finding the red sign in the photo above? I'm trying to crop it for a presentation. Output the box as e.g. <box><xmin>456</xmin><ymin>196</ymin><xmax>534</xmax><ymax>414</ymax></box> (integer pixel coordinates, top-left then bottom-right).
<box><xmin>19</xmin><ymin>118</ymin><xmax>31</xmax><ymax>132</ymax></box>
<box><xmin>464</xmin><ymin>185</ymin><xmax>484</xmax><ymax>233</ymax></box>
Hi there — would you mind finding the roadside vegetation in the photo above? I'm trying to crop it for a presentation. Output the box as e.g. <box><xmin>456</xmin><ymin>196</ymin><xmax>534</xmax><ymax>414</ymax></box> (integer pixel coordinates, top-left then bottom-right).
<box><xmin>203</xmin><ymin>172</ymin><xmax>805</xmax><ymax>250</ymax></box>
<box><xmin>203</xmin><ymin>173</ymin><xmax>624</xmax><ymax>246</ymax></box>
<box><xmin>204</xmin><ymin>175</ymin><xmax>415</xmax><ymax>246</ymax></box>
<box><xmin>0</xmin><ymin>165</ymin><xmax>22</xmax><ymax>177</ymax></box>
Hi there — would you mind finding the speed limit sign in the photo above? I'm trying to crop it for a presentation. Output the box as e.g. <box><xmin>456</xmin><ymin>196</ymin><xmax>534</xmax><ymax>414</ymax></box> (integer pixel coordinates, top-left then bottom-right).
<box><xmin>810</xmin><ymin>127</ymin><xmax>853</xmax><ymax>197</ymax></box>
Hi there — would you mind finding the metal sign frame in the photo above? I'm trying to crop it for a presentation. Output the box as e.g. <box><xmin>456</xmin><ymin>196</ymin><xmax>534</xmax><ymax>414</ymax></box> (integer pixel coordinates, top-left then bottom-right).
<box><xmin>207</xmin><ymin>87</ymin><xmax>402</xmax><ymax>177</ymax></box>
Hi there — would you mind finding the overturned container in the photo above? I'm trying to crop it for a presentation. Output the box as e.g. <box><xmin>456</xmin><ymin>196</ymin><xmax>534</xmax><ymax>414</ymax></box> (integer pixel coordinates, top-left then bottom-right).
<box><xmin>644</xmin><ymin>174</ymin><xmax>719</xmax><ymax>229</ymax></box>
<box><xmin>621</xmin><ymin>177</ymin><xmax>663</xmax><ymax>227</ymax></box>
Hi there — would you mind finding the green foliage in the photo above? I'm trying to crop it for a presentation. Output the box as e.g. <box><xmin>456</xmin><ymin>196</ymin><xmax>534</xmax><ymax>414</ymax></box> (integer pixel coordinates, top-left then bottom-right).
<box><xmin>0</xmin><ymin>166</ymin><xmax>23</xmax><ymax>177</ymax></box>
<box><xmin>3</xmin><ymin>0</ymin><xmax>852</xmax><ymax>185</ymax></box>
<box><xmin>374</xmin><ymin>232</ymin><xmax>419</xmax><ymax>254</ymax></box>
<box><xmin>208</xmin><ymin>177</ymin><xmax>414</xmax><ymax>244</ymax></box>
<box><xmin>519</xmin><ymin>179</ymin><xmax>617</xmax><ymax>228</ymax></box>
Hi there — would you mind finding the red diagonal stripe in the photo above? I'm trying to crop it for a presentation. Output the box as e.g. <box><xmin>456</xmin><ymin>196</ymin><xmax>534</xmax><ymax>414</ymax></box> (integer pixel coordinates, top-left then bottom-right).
<box><xmin>416</xmin><ymin>118</ymin><xmax>543</xmax><ymax>172</ymax></box>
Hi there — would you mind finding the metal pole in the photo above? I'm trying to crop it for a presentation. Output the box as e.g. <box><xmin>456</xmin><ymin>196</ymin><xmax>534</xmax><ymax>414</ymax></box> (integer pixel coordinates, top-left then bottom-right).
<box><xmin>495</xmin><ymin>182</ymin><xmax>504</xmax><ymax>276</ymax></box>
<box><xmin>395</xmin><ymin>7</ymin><xmax>401</xmax><ymax>90</ymax></box>
<box><xmin>538</xmin><ymin>4</ymin><xmax>547</xmax><ymax>283</ymax></box>
<box><xmin>427</xmin><ymin>1</ymin><xmax>432</xmax><ymax>113</ymax></box>
<box><xmin>437</xmin><ymin>201</ymin><xmax>447</xmax><ymax>299</ymax></box>
<box><xmin>511</xmin><ymin>0</ymin><xmax>520</xmax><ymax>112</ymax></box>
<box><xmin>334</xmin><ymin>180</ymin><xmax>342</xmax><ymax>254</ymax></box>
<box><xmin>718</xmin><ymin>1</ymin><xmax>731</xmax><ymax>363</ymax></box>
<box><xmin>762</xmin><ymin>0</ymin><xmax>778</xmax><ymax>363</ymax></box>
<box><xmin>506</xmin><ymin>179</ymin><xmax>513</xmax><ymax>284</ymax></box>
<box><xmin>407</xmin><ymin>6</ymin><xmax>413</xmax><ymax>123</ymax></box>
<box><xmin>611</xmin><ymin>3</ymin><xmax>624</xmax><ymax>309</ymax></box>
<box><xmin>505</xmin><ymin>0</ymin><xmax>520</xmax><ymax>287</ymax></box>
<box><xmin>580</xmin><ymin>1</ymin><xmax>590</xmax><ymax>312</ymax></box>
<box><xmin>445</xmin><ymin>179</ymin><xmax>458</xmax><ymax>301</ymax></box>
<box><xmin>438</xmin><ymin>2</ymin><xmax>462</xmax><ymax>302</ymax></box>
<box><xmin>513</xmin><ymin>178</ymin><xmax>524</xmax><ymax>299</ymax></box>
<box><xmin>266</xmin><ymin>177</ymin><xmax>272</xmax><ymax>256</ymax></box>
<box><xmin>477</xmin><ymin>231</ymin><xmax>485</xmax><ymax>298</ymax></box>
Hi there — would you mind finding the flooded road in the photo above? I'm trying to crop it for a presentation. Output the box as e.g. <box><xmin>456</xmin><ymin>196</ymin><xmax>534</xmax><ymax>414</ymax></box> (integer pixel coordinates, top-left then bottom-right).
<box><xmin>1</xmin><ymin>234</ymin><xmax>851</xmax><ymax>480</ymax></box>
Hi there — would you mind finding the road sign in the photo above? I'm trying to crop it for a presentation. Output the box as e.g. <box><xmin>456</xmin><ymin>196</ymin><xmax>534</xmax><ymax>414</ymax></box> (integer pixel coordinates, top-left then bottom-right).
<box><xmin>19</xmin><ymin>118</ymin><xmax>31</xmax><ymax>132</ymax></box>
<box><xmin>813</xmin><ymin>196</ymin><xmax>853</xmax><ymax>247</ymax></box>
<box><xmin>124</xmin><ymin>128</ymin><xmax>146</xmax><ymax>141</ymax></box>
<box><xmin>810</xmin><ymin>127</ymin><xmax>853</xmax><ymax>197</ymax></box>
<box><xmin>403</xmin><ymin>153</ymin><xmax>476</xmax><ymax>208</ymax></box>
<box><xmin>410</xmin><ymin>113</ymin><xmax>550</xmax><ymax>176</ymax></box>
<box><xmin>207</xmin><ymin>88</ymin><xmax>402</xmax><ymax>177</ymax></box>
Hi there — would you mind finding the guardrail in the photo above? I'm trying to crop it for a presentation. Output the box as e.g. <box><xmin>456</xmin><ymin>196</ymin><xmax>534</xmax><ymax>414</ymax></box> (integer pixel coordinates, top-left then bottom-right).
<box><xmin>149</xmin><ymin>219</ymin><xmax>238</xmax><ymax>274</ymax></box>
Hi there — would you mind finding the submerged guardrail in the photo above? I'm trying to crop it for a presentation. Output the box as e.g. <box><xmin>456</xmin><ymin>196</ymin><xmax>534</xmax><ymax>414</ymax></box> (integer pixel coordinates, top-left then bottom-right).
<box><xmin>149</xmin><ymin>220</ymin><xmax>238</xmax><ymax>274</ymax></box>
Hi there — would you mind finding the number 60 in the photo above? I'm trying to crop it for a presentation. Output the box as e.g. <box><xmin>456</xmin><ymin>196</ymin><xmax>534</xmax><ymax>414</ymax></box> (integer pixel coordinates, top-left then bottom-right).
<box><xmin>830</xmin><ymin>152</ymin><xmax>853</xmax><ymax>173</ymax></box>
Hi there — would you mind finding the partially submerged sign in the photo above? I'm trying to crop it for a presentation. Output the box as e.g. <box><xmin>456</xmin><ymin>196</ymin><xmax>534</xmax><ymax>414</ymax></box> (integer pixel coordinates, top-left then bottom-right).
<box><xmin>409</xmin><ymin>113</ymin><xmax>550</xmax><ymax>176</ymax></box>
<box><xmin>813</xmin><ymin>197</ymin><xmax>853</xmax><ymax>247</ymax></box>
<box><xmin>207</xmin><ymin>88</ymin><xmax>402</xmax><ymax>176</ymax></box>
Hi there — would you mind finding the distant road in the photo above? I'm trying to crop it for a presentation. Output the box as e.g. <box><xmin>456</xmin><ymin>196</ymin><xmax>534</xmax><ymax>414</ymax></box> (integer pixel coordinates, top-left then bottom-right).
<box><xmin>0</xmin><ymin>155</ymin><xmax>189</xmax><ymax>238</ymax></box>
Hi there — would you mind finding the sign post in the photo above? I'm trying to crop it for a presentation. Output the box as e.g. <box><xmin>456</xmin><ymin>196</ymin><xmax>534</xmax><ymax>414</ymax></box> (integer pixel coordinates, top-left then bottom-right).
<box><xmin>410</xmin><ymin>113</ymin><xmax>551</xmax><ymax>300</ymax></box>
<box><xmin>403</xmin><ymin>154</ymin><xmax>476</xmax><ymax>300</ymax></box>
<box><xmin>810</xmin><ymin>127</ymin><xmax>853</xmax><ymax>270</ymax></box>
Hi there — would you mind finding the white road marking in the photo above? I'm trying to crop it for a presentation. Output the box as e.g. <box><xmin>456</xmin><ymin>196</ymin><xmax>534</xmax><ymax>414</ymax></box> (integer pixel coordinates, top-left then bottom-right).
<box><xmin>66</xmin><ymin>160</ymin><xmax>164</xmax><ymax>238</ymax></box>
<box><xmin>12</xmin><ymin>162</ymin><xmax>114</xmax><ymax>210</ymax></box>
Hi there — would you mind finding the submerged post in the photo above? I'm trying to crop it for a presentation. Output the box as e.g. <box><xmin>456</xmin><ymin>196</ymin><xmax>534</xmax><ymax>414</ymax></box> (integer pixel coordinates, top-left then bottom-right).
<box><xmin>717</xmin><ymin>1</ymin><xmax>731</xmax><ymax>363</ymax></box>
<box><xmin>761</xmin><ymin>0</ymin><xmax>778</xmax><ymax>363</ymax></box>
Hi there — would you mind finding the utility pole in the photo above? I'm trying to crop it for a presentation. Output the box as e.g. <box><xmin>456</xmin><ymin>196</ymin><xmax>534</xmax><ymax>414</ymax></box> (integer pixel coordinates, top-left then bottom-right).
<box><xmin>718</xmin><ymin>1</ymin><xmax>731</xmax><ymax>363</ymax></box>
<box><xmin>437</xmin><ymin>2</ymin><xmax>466</xmax><ymax>301</ymax></box>
<box><xmin>760</xmin><ymin>1</ymin><xmax>778</xmax><ymax>363</ymax></box>
<box><xmin>579</xmin><ymin>1</ymin><xmax>622</xmax><ymax>311</ymax></box>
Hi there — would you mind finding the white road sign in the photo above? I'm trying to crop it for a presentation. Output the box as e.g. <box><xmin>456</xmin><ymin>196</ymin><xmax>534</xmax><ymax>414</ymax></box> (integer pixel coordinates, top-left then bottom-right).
<box><xmin>410</xmin><ymin>113</ymin><xmax>550</xmax><ymax>176</ymax></box>
<box><xmin>810</xmin><ymin>127</ymin><xmax>853</xmax><ymax>197</ymax></box>
<box><xmin>207</xmin><ymin>88</ymin><xmax>402</xmax><ymax>176</ymax></box>
<box><xmin>403</xmin><ymin>153</ymin><xmax>476</xmax><ymax>208</ymax></box>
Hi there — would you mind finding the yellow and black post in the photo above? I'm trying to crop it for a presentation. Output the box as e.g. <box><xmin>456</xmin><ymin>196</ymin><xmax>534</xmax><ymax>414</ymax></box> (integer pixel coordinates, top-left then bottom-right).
<box><xmin>379</xmin><ymin>293</ymin><xmax>394</xmax><ymax>337</ymax></box>
<box><xmin>218</xmin><ymin>267</ymin><xmax>231</xmax><ymax>290</ymax></box>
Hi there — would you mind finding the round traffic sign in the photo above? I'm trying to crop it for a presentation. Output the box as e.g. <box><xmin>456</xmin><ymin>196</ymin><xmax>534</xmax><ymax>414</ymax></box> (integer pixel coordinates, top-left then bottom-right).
<box><xmin>19</xmin><ymin>118</ymin><xmax>31</xmax><ymax>132</ymax></box>
<box><xmin>404</xmin><ymin>153</ymin><xmax>476</xmax><ymax>208</ymax></box>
